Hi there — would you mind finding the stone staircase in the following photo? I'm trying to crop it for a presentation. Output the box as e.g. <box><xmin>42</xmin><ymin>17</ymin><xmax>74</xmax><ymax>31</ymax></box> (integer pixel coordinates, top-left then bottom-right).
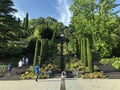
<box><xmin>95</xmin><ymin>62</ymin><xmax>120</xmax><ymax>79</ymax></box>
<box><xmin>0</xmin><ymin>66</ymin><xmax>28</xmax><ymax>80</ymax></box>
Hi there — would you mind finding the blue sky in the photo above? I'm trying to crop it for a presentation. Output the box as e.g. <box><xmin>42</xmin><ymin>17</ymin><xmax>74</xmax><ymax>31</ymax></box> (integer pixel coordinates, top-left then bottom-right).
<box><xmin>12</xmin><ymin>0</ymin><xmax>120</xmax><ymax>26</ymax></box>
<box><xmin>12</xmin><ymin>0</ymin><xmax>72</xmax><ymax>26</ymax></box>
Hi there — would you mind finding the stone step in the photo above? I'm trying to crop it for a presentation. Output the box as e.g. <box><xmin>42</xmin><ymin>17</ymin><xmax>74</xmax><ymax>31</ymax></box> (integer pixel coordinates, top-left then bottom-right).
<box><xmin>95</xmin><ymin>61</ymin><xmax>120</xmax><ymax>79</ymax></box>
<box><xmin>0</xmin><ymin>66</ymin><xmax>28</xmax><ymax>80</ymax></box>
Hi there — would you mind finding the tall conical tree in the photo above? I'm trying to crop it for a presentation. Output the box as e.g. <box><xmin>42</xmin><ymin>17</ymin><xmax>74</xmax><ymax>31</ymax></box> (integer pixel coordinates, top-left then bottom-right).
<box><xmin>33</xmin><ymin>39</ymin><xmax>39</xmax><ymax>66</ymax></box>
<box><xmin>24</xmin><ymin>13</ymin><xmax>29</xmax><ymax>31</ymax></box>
<box><xmin>33</xmin><ymin>26</ymin><xmax>42</xmax><ymax>66</ymax></box>
<box><xmin>87</xmin><ymin>38</ymin><xmax>93</xmax><ymax>73</ymax></box>
<box><xmin>75</xmin><ymin>38</ymin><xmax>80</xmax><ymax>58</ymax></box>
<box><xmin>22</xmin><ymin>13</ymin><xmax>29</xmax><ymax>37</ymax></box>
<box><xmin>40</xmin><ymin>39</ymin><xmax>48</xmax><ymax>67</ymax></box>
<box><xmin>80</xmin><ymin>38</ymin><xmax>84</xmax><ymax>63</ymax></box>
<box><xmin>83</xmin><ymin>37</ymin><xmax>87</xmax><ymax>66</ymax></box>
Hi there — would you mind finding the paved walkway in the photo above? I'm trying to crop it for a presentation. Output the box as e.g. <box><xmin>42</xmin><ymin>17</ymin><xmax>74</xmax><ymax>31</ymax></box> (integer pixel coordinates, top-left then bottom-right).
<box><xmin>0</xmin><ymin>78</ymin><xmax>120</xmax><ymax>90</ymax></box>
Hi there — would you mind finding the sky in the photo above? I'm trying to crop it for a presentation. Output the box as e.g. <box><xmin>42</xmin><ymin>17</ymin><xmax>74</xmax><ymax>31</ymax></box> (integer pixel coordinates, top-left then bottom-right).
<box><xmin>12</xmin><ymin>0</ymin><xmax>72</xmax><ymax>26</ymax></box>
<box><xmin>12</xmin><ymin>0</ymin><xmax>120</xmax><ymax>26</ymax></box>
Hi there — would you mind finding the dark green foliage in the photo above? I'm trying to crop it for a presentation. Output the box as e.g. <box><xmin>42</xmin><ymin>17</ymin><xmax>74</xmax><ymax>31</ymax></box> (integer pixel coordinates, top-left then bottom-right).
<box><xmin>40</xmin><ymin>27</ymin><xmax>53</xmax><ymax>40</ymax></box>
<box><xmin>22</xmin><ymin>13</ymin><xmax>29</xmax><ymax>38</ymax></box>
<box><xmin>0</xmin><ymin>0</ymin><xmax>23</xmax><ymax>59</ymax></box>
<box><xmin>24</xmin><ymin>13</ymin><xmax>29</xmax><ymax>31</ymax></box>
<box><xmin>0</xmin><ymin>0</ymin><xmax>17</xmax><ymax>14</ymax></box>
<box><xmin>112</xmin><ymin>40</ymin><xmax>120</xmax><ymax>57</ymax></box>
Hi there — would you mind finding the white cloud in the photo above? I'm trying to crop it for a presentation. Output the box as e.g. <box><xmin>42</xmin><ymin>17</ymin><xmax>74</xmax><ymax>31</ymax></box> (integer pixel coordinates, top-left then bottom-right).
<box><xmin>56</xmin><ymin>0</ymin><xmax>72</xmax><ymax>26</ymax></box>
<box><xmin>13</xmin><ymin>6</ymin><xmax>25</xmax><ymax>20</ymax></box>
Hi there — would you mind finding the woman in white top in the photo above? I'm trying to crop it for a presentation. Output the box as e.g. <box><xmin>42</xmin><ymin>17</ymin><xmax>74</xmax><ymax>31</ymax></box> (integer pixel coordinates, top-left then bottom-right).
<box><xmin>18</xmin><ymin>60</ymin><xmax>23</xmax><ymax>67</ymax></box>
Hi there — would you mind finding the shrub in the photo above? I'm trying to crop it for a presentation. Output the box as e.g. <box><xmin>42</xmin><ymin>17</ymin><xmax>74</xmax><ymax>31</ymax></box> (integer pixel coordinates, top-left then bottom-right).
<box><xmin>112</xmin><ymin>60</ymin><xmax>120</xmax><ymax>69</ymax></box>
<box><xmin>81</xmin><ymin>72</ymin><xmax>106</xmax><ymax>79</ymax></box>
<box><xmin>20</xmin><ymin>65</ymin><xmax>49</xmax><ymax>80</ymax></box>
<box><xmin>100</xmin><ymin>59</ymin><xmax>111</xmax><ymax>65</ymax></box>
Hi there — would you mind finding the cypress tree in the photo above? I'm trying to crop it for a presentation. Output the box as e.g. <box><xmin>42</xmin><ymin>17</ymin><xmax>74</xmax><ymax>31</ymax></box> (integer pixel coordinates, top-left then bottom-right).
<box><xmin>24</xmin><ymin>13</ymin><xmax>29</xmax><ymax>31</ymax></box>
<box><xmin>76</xmin><ymin>38</ymin><xmax>80</xmax><ymax>58</ymax></box>
<box><xmin>22</xmin><ymin>13</ymin><xmax>29</xmax><ymax>37</ymax></box>
<box><xmin>40</xmin><ymin>39</ymin><xmax>48</xmax><ymax>67</ymax></box>
<box><xmin>83</xmin><ymin>37</ymin><xmax>87</xmax><ymax>66</ymax></box>
<box><xmin>81</xmin><ymin>38</ymin><xmax>84</xmax><ymax>63</ymax></box>
<box><xmin>33</xmin><ymin>39</ymin><xmax>39</xmax><ymax>66</ymax></box>
<box><xmin>87</xmin><ymin>38</ymin><xmax>93</xmax><ymax>73</ymax></box>
<box><xmin>23</xmin><ymin>18</ymin><xmax>25</xmax><ymax>29</ymax></box>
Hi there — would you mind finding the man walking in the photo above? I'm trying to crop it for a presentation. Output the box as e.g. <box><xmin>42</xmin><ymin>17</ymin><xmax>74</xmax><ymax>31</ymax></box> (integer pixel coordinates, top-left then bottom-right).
<box><xmin>34</xmin><ymin>65</ymin><xmax>40</xmax><ymax>82</ymax></box>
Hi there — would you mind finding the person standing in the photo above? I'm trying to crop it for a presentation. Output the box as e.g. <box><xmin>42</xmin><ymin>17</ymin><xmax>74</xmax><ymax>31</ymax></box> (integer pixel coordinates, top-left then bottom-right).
<box><xmin>34</xmin><ymin>65</ymin><xmax>40</xmax><ymax>82</ymax></box>
<box><xmin>25</xmin><ymin>57</ymin><xmax>29</xmax><ymax>66</ymax></box>
<box><xmin>7</xmin><ymin>64</ymin><xmax>12</xmax><ymax>75</ymax></box>
<box><xmin>18</xmin><ymin>60</ymin><xmax>23</xmax><ymax>68</ymax></box>
<box><xmin>22</xmin><ymin>57</ymin><xmax>25</xmax><ymax>65</ymax></box>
